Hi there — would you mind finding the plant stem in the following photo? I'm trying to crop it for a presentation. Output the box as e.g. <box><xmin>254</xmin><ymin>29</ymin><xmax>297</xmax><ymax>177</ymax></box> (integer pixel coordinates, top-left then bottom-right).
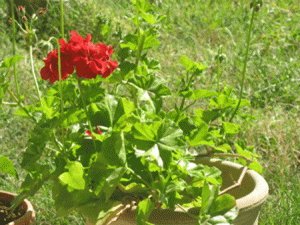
<box><xmin>10</xmin><ymin>0</ymin><xmax>20</xmax><ymax>99</ymax></box>
<box><xmin>216</xmin><ymin>45</ymin><xmax>222</xmax><ymax>94</ymax></box>
<box><xmin>10</xmin><ymin>173</ymin><xmax>52</xmax><ymax>211</ymax></box>
<box><xmin>219</xmin><ymin>161</ymin><xmax>250</xmax><ymax>195</ymax></box>
<box><xmin>7</xmin><ymin>88</ymin><xmax>37</xmax><ymax>123</ymax></box>
<box><xmin>77</xmin><ymin>79</ymin><xmax>97</xmax><ymax>151</ymax></box>
<box><xmin>176</xmin><ymin>204</ymin><xmax>199</xmax><ymax>219</ymax></box>
<box><xmin>29</xmin><ymin>45</ymin><xmax>42</xmax><ymax>102</ymax></box>
<box><xmin>60</xmin><ymin>0</ymin><xmax>64</xmax><ymax>39</ymax></box>
<box><xmin>229</xmin><ymin>1</ymin><xmax>257</xmax><ymax>122</ymax></box>
<box><xmin>55</xmin><ymin>38</ymin><xmax>65</xmax><ymax>148</ymax></box>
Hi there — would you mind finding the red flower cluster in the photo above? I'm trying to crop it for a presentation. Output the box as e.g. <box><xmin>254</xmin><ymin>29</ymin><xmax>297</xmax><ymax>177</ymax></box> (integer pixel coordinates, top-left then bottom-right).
<box><xmin>41</xmin><ymin>31</ymin><xmax>118</xmax><ymax>83</ymax></box>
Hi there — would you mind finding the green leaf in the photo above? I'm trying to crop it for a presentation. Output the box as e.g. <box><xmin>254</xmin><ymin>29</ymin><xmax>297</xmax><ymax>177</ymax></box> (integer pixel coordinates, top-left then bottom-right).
<box><xmin>222</xmin><ymin>122</ymin><xmax>241</xmax><ymax>134</ymax></box>
<box><xmin>195</xmin><ymin>108</ymin><xmax>221</xmax><ymax>124</ymax></box>
<box><xmin>179</xmin><ymin>55</ymin><xmax>207</xmax><ymax>73</ymax></box>
<box><xmin>248</xmin><ymin>161</ymin><xmax>263</xmax><ymax>174</ymax></box>
<box><xmin>133</xmin><ymin>119</ymin><xmax>185</xmax><ymax>169</ymax></box>
<box><xmin>0</xmin><ymin>156</ymin><xmax>18</xmax><ymax>179</ymax></box>
<box><xmin>120</xmin><ymin>34</ymin><xmax>138</xmax><ymax>51</ymax></box>
<box><xmin>178</xmin><ymin>117</ymin><xmax>197</xmax><ymax>136</ymax></box>
<box><xmin>60</xmin><ymin>108</ymin><xmax>86</xmax><ymax>127</ymax></box>
<box><xmin>200</xmin><ymin>181</ymin><xmax>219</xmax><ymax>216</ymax></box>
<box><xmin>180</xmin><ymin>89</ymin><xmax>218</xmax><ymax>100</ymax></box>
<box><xmin>118</xmin><ymin>183</ymin><xmax>147</xmax><ymax>193</ymax></box>
<box><xmin>38</xmin><ymin>96</ymin><xmax>60</xmax><ymax>119</ymax></box>
<box><xmin>113</xmin><ymin>98</ymin><xmax>135</xmax><ymax>125</ymax></box>
<box><xmin>136</xmin><ymin>198</ymin><xmax>155</xmax><ymax>224</ymax></box>
<box><xmin>88</xmin><ymin>95</ymin><xmax>118</xmax><ymax>128</ymax></box>
<box><xmin>14</xmin><ymin>105</ymin><xmax>34</xmax><ymax>118</ymax></box>
<box><xmin>208</xmin><ymin>206</ymin><xmax>238</xmax><ymax>224</ymax></box>
<box><xmin>234</xmin><ymin>143</ymin><xmax>263</xmax><ymax>174</ymax></box>
<box><xmin>209</xmin><ymin>94</ymin><xmax>235</xmax><ymax>109</ymax></box>
<box><xmin>209</xmin><ymin>194</ymin><xmax>236</xmax><ymax>215</ymax></box>
<box><xmin>212</xmin><ymin>144</ymin><xmax>231</xmax><ymax>153</ymax></box>
<box><xmin>97</xmin><ymin>132</ymin><xmax>126</xmax><ymax>167</ymax></box>
<box><xmin>143</xmin><ymin>33</ymin><xmax>160</xmax><ymax>50</ymax></box>
<box><xmin>187</xmin><ymin>121</ymin><xmax>209</xmax><ymax>146</ymax></box>
<box><xmin>0</xmin><ymin>55</ymin><xmax>24</xmax><ymax>69</ymax></box>
<box><xmin>59</xmin><ymin>161</ymin><xmax>85</xmax><ymax>190</ymax></box>
<box><xmin>133</xmin><ymin>122</ymin><xmax>158</xmax><ymax>142</ymax></box>
<box><xmin>179</xmin><ymin>55</ymin><xmax>195</xmax><ymax>72</ymax></box>
<box><xmin>141</xmin><ymin>12</ymin><xmax>156</xmax><ymax>25</ymax></box>
<box><xmin>233</xmin><ymin>99</ymin><xmax>250</xmax><ymax>108</ymax></box>
<box><xmin>102</xmin><ymin>167</ymin><xmax>127</xmax><ymax>201</ymax></box>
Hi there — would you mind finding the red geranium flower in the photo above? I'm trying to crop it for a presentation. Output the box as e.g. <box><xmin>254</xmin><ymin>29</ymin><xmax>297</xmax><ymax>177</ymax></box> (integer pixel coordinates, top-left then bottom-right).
<box><xmin>40</xmin><ymin>31</ymin><xmax>118</xmax><ymax>83</ymax></box>
<box><xmin>86</xmin><ymin>126</ymin><xmax>102</xmax><ymax>139</ymax></box>
<box><xmin>41</xmin><ymin>48</ymin><xmax>74</xmax><ymax>83</ymax></box>
<box><xmin>66</xmin><ymin>31</ymin><xmax>118</xmax><ymax>79</ymax></box>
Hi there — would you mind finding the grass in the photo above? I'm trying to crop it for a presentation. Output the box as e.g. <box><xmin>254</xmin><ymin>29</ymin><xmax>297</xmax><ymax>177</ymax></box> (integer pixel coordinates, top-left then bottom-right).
<box><xmin>1</xmin><ymin>0</ymin><xmax>300</xmax><ymax>223</ymax></box>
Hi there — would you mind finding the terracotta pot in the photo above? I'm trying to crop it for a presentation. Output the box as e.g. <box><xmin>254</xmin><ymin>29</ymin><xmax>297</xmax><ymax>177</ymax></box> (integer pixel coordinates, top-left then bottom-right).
<box><xmin>194</xmin><ymin>158</ymin><xmax>269</xmax><ymax>225</ymax></box>
<box><xmin>86</xmin><ymin>158</ymin><xmax>269</xmax><ymax>225</ymax></box>
<box><xmin>0</xmin><ymin>191</ymin><xmax>35</xmax><ymax>225</ymax></box>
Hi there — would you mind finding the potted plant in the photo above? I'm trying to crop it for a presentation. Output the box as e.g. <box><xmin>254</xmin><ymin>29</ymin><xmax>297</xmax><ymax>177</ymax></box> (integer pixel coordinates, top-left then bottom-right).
<box><xmin>1</xmin><ymin>0</ymin><xmax>267</xmax><ymax>224</ymax></box>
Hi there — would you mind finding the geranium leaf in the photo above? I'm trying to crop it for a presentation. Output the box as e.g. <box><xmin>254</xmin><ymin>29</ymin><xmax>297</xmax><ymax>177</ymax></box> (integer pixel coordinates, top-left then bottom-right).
<box><xmin>133</xmin><ymin>122</ymin><xmax>158</xmax><ymax>141</ymax></box>
<box><xmin>14</xmin><ymin>105</ymin><xmax>34</xmax><ymax>118</ymax></box>
<box><xmin>141</xmin><ymin>12</ymin><xmax>156</xmax><ymax>25</ymax></box>
<box><xmin>38</xmin><ymin>96</ymin><xmax>60</xmax><ymax>119</ymax></box>
<box><xmin>222</xmin><ymin>122</ymin><xmax>241</xmax><ymax>134</ymax></box>
<box><xmin>97</xmin><ymin>132</ymin><xmax>126</xmax><ymax>167</ymax></box>
<box><xmin>143</xmin><ymin>33</ymin><xmax>160</xmax><ymax>49</ymax></box>
<box><xmin>59</xmin><ymin>161</ymin><xmax>85</xmax><ymax>190</ymax></box>
<box><xmin>120</xmin><ymin>34</ymin><xmax>138</xmax><ymax>51</ymax></box>
<box><xmin>179</xmin><ymin>55</ymin><xmax>195</xmax><ymax>72</ymax></box>
<box><xmin>195</xmin><ymin>108</ymin><xmax>221</xmax><ymax>124</ymax></box>
<box><xmin>0</xmin><ymin>55</ymin><xmax>24</xmax><ymax>69</ymax></box>
<box><xmin>136</xmin><ymin>198</ymin><xmax>155</xmax><ymax>224</ymax></box>
<box><xmin>118</xmin><ymin>183</ymin><xmax>147</xmax><ymax>193</ymax></box>
<box><xmin>187</xmin><ymin>121</ymin><xmax>209</xmax><ymax>146</ymax></box>
<box><xmin>0</xmin><ymin>156</ymin><xmax>18</xmax><ymax>179</ymax></box>
<box><xmin>113</xmin><ymin>98</ymin><xmax>135</xmax><ymax>125</ymax></box>
<box><xmin>208</xmin><ymin>206</ymin><xmax>238</xmax><ymax>224</ymax></box>
<box><xmin>209</xmin><ymin>194</ymin><xmax>236</xmax><ymax>215</ymax></box>
<box><xmin>234</xmin><ymin>143</ymin><xmax>263</xmax><ymax>174</ymax></box>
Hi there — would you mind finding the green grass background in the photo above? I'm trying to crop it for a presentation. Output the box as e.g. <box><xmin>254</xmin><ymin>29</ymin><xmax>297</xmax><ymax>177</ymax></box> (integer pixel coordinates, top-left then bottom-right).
<box><xmin>1</xmin><ymin>0</ymin><xmax>300</xmax><ymax>224</ymax></box>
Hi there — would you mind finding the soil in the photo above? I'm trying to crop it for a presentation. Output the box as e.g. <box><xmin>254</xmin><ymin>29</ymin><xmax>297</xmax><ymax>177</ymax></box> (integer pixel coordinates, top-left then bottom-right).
<box><xmin>0</xmin><ymin>200</ymin><xmax>23</xmax><ymax>224</ymax></box>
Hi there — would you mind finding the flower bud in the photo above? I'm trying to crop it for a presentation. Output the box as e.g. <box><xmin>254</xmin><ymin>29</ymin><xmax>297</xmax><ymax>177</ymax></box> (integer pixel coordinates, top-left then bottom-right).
<box><xmin>22</xmin><ymin>16</ymin><xmax>27</xmax><ymax>22</ymax></box>
<box><xmin>18</xmin><ymin>6</ymin><xmax>26</xmax><ymax>16</ymax></box>
<box><xmin>39</xmin><ymin>8</ymin><xmax>46</xmax><ymax>16</ymax></box>
<box><xmin>8</xmin><ymin>18</ymin><xmax>12</xmax><ymax>25</ymax></box>
<box><xmin>250</xmin><ymin>0</ymin><xmax>263</xmax><ymax>12</ymax></box>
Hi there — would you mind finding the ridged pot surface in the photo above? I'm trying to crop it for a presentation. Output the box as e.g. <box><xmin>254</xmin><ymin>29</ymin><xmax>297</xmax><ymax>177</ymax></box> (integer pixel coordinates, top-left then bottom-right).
<box><xmin>86</xmin><ymin>158</ymin><xmax>269</xmax><ymax>225</ymax></box>
<box><xmin>0</xmin><ymin>190</ymin><xmax>35</xmax><ymax>225</ymax></box>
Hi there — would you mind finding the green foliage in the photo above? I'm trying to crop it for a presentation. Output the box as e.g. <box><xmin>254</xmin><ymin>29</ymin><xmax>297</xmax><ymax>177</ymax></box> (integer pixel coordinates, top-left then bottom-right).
<box><xmin>1</xmin><ymin>0</ymin><xmax>282</xmax><ymax>224</ymax></box>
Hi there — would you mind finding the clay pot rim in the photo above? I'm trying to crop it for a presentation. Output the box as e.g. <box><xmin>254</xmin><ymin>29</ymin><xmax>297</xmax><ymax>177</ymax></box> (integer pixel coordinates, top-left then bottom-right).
<box><xmin>0</xmin><ymin>190</ymin><xmax>35</xmax><ymax>225</ymax></box>
<box><xmin>193</xmin><ymin>158</ymin><xmax>269</xmax><ymax>210</ymax></box>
